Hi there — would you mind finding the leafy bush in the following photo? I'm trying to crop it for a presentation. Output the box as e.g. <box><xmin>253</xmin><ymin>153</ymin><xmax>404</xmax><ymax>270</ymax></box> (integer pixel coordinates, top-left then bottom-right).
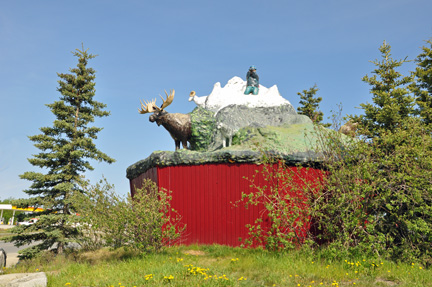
<box><xmin>76</xmin><ymin>178</ymin><xmax>185</xmax><ymax>253</ymax></box>
<box><xmin>310</xmin><ymin>118</ymin><xmax>432</xmax><ymax>264</ymax></box>
<box><xmin>237</xmin><ymin>154</ymin><xmax>324</xmax><ymax>252</ymax></box>
<box><xmin>238</xmin><ymin>118</ymin><xmax>432</xmax><ymax>265</ymax></box>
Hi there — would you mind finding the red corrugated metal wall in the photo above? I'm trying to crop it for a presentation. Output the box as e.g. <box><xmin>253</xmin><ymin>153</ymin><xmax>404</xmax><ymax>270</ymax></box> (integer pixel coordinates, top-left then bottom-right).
<box><xmin>129</xmin><ymin>163</ymin><xmax>324</xmax><ymax>247</ymax></box>
<box><xmin>157</xmin><ymin>163</ymin><xmax>263</xmax><ymax>246</ymax></box>
<box><xmin>130</xmin><ymin>167</ymin><xmax>158</xmax><ymax>197</ymax></box>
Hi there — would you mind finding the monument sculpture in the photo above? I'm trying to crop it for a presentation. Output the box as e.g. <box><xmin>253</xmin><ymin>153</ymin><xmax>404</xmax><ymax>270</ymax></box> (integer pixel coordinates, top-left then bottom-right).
<box><xmin>138</xmin><ymin>77</ymin><xmax>319</xmax><ymax>153</ymax></box>
<box><xmin>139</xmin><ymin>90</ymin><xmax>192</xmax><ymax>150</ymax></box>
<box><xmin>133</xmin><ymin>76</ymin><xmax>322</xmax><ymax>164</ymax></box>
<box><xmin>129</xmin><ymin>76</ymin><xmax>327</xmax><ymax>247</ymax></box>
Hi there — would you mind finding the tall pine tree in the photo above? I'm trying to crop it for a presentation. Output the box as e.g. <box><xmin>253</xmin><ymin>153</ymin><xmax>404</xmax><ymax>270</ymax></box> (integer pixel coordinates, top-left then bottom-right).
<box><xmin>352</xmin><ymin>41</ymin><xmax>415</xmax><ymax>138</ymax></box>
<box><xmin>412</xmin><ymin>39</ymin><xmax>432</xmax><ymax>125</ymax></box>
<box><xmin>297</xmin><ymin>84</ymin><xmax>330</xmax><ymax>127</ymax></box>
<box><xmin>10</xmin><ymin>45</ymin><xmax>115</xmax><ymax>259</ymax></box>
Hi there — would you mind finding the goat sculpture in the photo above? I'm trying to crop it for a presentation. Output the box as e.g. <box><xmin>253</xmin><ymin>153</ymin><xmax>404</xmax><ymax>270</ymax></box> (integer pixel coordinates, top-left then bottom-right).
<box><xmin>139</xmin><ymin>90</ymin><xmax>192</xmax><ymax>150</ymax></box>
<box><xmin>339</xmin><ymin>120</ymin><xmax>358</xmax><ymax>138</ymax></box>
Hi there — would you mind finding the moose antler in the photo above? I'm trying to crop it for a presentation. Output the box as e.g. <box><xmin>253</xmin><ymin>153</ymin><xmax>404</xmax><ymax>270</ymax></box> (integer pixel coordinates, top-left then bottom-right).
<box><xmin>138</xmin><ymin>99</ymin><xmax>157</xmax><ymax>114</ymax></box>
<box><xmin>156</xmin><ymin>89</ymin><xmax>174</xmax><ymax>111</ymax></box>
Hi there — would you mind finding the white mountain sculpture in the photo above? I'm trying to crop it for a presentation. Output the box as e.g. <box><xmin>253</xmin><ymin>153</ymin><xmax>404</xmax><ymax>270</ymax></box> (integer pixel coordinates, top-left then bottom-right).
<box><xmin>189</xmin><ymin>76</ymin><xmax>294</xmax><ymax>113</ymax></box>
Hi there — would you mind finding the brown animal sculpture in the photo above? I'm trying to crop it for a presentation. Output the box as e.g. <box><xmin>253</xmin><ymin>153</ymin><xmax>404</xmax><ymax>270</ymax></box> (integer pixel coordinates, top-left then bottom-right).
<box><xmin>339</xmin><ymin>120</ymin><xmax>358</xmax><ymax>137</ymax></box>
<box><xmin>139</xmin><ymin>90</ymin><xmax>192</xmax><ymax>150</ymax></box>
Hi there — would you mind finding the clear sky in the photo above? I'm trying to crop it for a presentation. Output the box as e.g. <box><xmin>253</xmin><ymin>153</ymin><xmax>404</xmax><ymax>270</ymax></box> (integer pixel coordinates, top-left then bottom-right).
<box><xmin>1</xmin><ymin>0</ymin><xmax>431</xmax><ymax>200</ymax></box>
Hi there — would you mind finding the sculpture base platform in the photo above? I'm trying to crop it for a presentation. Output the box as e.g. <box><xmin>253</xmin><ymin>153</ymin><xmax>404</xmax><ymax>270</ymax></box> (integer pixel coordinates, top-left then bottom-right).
<box><xmin>126</xmin><ymin>149</ymin><xmax>323</xmax><ymax>247</ymax></box>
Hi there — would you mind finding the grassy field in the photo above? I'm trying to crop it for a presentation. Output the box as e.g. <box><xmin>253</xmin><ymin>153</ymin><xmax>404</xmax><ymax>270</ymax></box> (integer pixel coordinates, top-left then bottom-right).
<box><xmin>2</xmin><ymin>245</ymin><xmax>431</xmax><ymax>287</ymax></box>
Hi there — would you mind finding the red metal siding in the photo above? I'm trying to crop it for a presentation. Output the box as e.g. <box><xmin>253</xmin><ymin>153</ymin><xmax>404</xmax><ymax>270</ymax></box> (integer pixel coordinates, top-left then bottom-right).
<box><xmin>156</xmin><ymin>163</ymin><xmax>264</xmax><ymax>246</ymax></box>
<box><xmin>129</xmin><ymin>163</ymin><xmax>324</xmax><ymax>247</ymax></box>
<box><xmin>129</xmin><ymin>167</ymin><xmax>158</xmax><ymax>197</ymax></box>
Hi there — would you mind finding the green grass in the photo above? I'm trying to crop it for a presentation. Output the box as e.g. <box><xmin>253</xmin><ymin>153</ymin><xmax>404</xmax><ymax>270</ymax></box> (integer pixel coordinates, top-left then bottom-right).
<box><xmin>2</xmin><ymin>245</ymin><xmax>431</xmax><ymax>287</ymax></box>
<box><xmin>0</xmin><ymin>229</ymin><xmax>13</xmax><ymax>239</ymax></box>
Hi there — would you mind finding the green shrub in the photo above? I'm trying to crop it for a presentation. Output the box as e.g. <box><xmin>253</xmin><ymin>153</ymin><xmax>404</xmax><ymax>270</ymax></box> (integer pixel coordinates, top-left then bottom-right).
<box><xmin>310</xmin><ymin>118</ymin><xmax>432</xmax><ymax>264</ymax></box>
<box><xmin>238</xmin><ymin>118</ymin><xmax>432</xmax><ymax>265</ymax></box>
<box><xmin>75</xmin><ymin>178</ymin><xmax>185</xmax><ymax>253</ymax></box>
<box><xmin>237</xmin><ymin>153</ymin><xmax>323</xmax><ymax>252</ymax></box>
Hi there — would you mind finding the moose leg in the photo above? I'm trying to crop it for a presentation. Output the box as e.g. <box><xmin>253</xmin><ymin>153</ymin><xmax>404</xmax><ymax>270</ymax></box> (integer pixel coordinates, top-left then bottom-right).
<box><xmin>175</xmin><ymin>140</ymin><xmax>181</xmax><ymax>150</ymax></box>
<box><xmin>182</xmin><ymin>139</ymin><xmax>188</xmax><ymax>149</ymax></box>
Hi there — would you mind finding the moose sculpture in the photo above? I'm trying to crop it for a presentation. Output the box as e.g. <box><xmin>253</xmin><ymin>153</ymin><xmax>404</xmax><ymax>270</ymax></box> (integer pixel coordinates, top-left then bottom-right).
<box><xmin>139</xmin><ymin>90</ymin><xmax>192</xmax><ymax>150</ymax></box>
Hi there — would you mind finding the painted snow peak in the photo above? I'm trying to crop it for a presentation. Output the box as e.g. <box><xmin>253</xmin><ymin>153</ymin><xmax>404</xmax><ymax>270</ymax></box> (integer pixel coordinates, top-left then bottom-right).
<box><xmin>189</xmin><ymin>76</ymin><xmax>294</xmax><ymax>112</ymax></box>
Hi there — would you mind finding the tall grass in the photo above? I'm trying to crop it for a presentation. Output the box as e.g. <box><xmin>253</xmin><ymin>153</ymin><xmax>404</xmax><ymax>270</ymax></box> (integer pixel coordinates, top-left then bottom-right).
<box><xmin>3</xmin><ymin>245</ymin><xmax>431</xmax><ymax>286</ymax></box>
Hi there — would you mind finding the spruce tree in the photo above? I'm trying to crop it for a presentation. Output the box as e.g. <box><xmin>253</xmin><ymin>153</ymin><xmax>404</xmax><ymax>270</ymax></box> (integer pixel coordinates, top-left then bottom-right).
<box><xmin>297</xmin><ymin>84</ymin><xmax>330</xmax><ymax>127</ymax></box>
<box><xmin>9</xmin><ymin>45</ymin><xmax>115</xmax><ymax>259</ymax></box>
<box><xmin>412</xmin><ymin>39</ymin><xmax>432</xmax><ymax>125</ymax></box>
<box><xmin>352</xmin><ymin>41</ymin><xmax>415</xmax><ymax>138</ymax></box>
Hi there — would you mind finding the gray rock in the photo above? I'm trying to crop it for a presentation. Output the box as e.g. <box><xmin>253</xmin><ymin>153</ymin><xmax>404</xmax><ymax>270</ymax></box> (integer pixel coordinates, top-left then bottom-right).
<box><xmin>0</xmin><ymin>272</ymin><xmax>47</xmax><ymax>287</ymax></box>
<box><xmin>0</xmin><ymin>248</ymin><xmax>6</xmax><ymax>269</ymax></box>
<box><xmin>212</xmin><ymin>104</ymin><xmax>311</xmax><ymax>149</ymax></box>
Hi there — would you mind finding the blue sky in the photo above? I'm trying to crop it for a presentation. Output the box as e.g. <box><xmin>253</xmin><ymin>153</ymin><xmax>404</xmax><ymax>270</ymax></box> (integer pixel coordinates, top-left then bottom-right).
<box><xmin>1</xmin><ymin>0</ymin><xmax>431</xmax><ymax>200</ymax></box>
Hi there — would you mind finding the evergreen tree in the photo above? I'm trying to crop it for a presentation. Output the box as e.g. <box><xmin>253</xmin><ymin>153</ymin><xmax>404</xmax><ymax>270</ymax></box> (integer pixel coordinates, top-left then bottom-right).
<box><xmin>411</xmin><ymin>39</ymin><xmax>432</xmax><ymax>124</ymax></box>
<box><xmin>352</xmin><ymin>41</ymin><xmax>415</xmax><ymax>138</ymax></box>
<box><xmin>297</xmin><ymin>84</ymin><xmax>330</xmax><ymax>127</ymax></box>
<box><xmin>9</xmin><ymin>45</ymin><xmax>115</xmax><ymax>259</ymax></box>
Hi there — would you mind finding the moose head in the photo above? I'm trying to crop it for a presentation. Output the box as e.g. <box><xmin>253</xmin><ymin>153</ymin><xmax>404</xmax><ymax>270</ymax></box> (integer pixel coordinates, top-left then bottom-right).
<box><xmin>139</xmin><ymin>90</ymin><xmax>192</xmax><ymax>150</ymax></box>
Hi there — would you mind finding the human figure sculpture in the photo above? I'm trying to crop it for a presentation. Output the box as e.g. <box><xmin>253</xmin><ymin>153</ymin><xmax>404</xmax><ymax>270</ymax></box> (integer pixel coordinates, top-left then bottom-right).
<box><xmin>244</xmin><ymin>65</ymin><xmax>259</xmax><ymax>95</ymax></box>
